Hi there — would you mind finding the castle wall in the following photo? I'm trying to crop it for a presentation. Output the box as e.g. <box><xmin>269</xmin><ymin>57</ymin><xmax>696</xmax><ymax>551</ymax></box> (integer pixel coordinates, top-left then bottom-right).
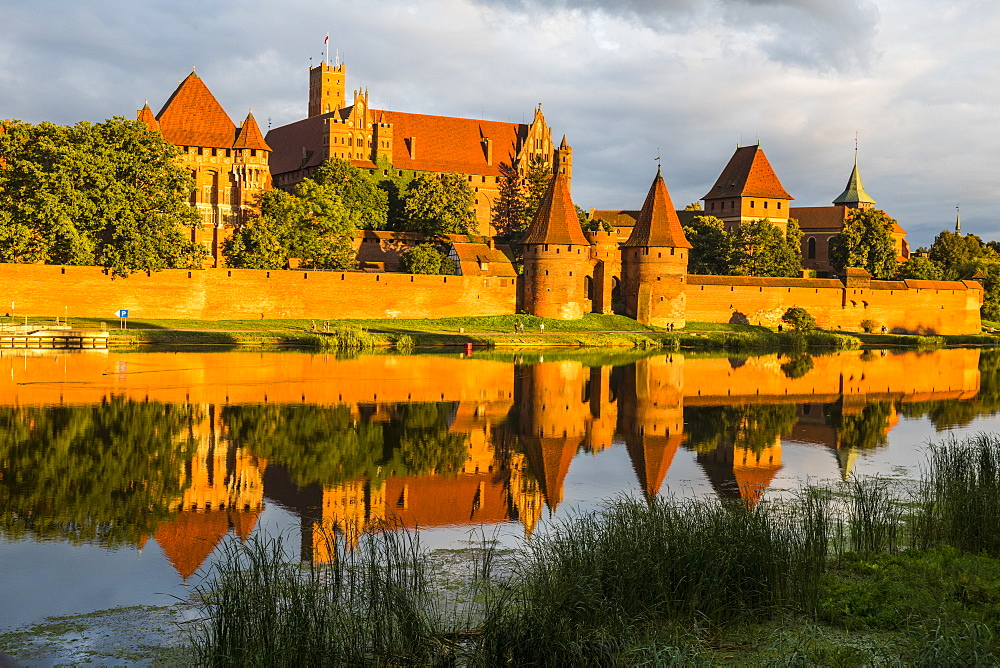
<box><xmin>0</xmin><ymin>264</ymin><xmax>515</xmax><ymax>321</ymax></box>
<box><xmin>685</xmin><ymin>275</ymin><xmax>982</xmax><ymax>335</ymax></box>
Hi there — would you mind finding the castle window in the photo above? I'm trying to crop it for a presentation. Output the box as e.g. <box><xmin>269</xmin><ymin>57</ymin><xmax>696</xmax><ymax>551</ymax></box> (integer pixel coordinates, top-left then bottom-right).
<box><xmin>671</xmin><ymin>248</ymin><xmax>675</xmax><ymax>255</ymax></box>
<box><xmin>750</xmin><ymin>201</ymin><xmax>755</xmax><ymax>208</ymax></box>
<box><xmin>197</xmin><ymin>147</ymin><xmax>204</xmax><ymax>155</ymax></box>
<box><xmin>807</xmin><ymin>238</ymin><xmax>816</xmax><ymax>259</ymax></box>
<box><xmin>731</xmin><ymin>201</ymin><xmax>735</xmax><ymax>209</ymax></box>
<box><xmin>711</xmin><ymin>202</ymin><xmax>715</xmax><ymax>211</ymax></box>
<box><xmin>251</xmin><ymin>150</ymin><xmax>257</xmax><ymax>157</ymax></box>
<box><xmin>211</xmin><ymin>148</ymin><xmax>218</xmax><ymax>156</ymax></box>
<box><xmin>763</xmin><ymin>202</ymin><xmax>768</xmax><ymax>209</ymax></box>
<box><xmin>777</xmin><ymin>202</ymin><xmax>782</xmax><ymax>209</ymax></box>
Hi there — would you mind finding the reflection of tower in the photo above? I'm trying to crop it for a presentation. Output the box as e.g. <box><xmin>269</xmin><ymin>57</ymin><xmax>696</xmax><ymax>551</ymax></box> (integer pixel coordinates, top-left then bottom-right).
<box><xmin>619</xmin><ymin>356</ymin><xmax>685</xmax><ymax>497</ymax></box>
<box><xmin>154</xmin><ymin>404</ymin><xmax>267</xmax><ymax>580</ymax></box>
<box><xmin>697</xmin><ymin>431</ymin><xmax>782</xmax><ymax>507</ymax></box>
<box><xmin>584</xmin><ymin>365</ymin><xmax>618</xmax><ymax>453</ymax></box>
<box><xmin>517</xmin><ymin>361</ymin><xmax>591</xmax><ymax>509</ymax></box>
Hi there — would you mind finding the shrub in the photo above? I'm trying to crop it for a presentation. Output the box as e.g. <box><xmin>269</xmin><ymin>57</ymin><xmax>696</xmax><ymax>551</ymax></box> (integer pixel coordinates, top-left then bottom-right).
<box><xmin>860</xmin><ymin>318</ymin><xmax>879</xmax><ymax>333</ymax></box>
<box><xmin>400</xmin><ymin>243</ymin><xmax>455</xmax><ymax>275</ymax></box>
<box><xmin>782</xmin><ymin>307</ymin><xmax>816</xmax><ymax>332</ymax></box>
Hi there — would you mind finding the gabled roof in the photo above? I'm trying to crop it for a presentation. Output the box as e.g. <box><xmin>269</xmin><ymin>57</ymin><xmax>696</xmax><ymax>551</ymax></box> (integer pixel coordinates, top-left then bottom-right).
<box><xmin>791</xmin><ymin>206</ymin><xmax>850</xmax><ymax>231</ymax></box>
<box><xmin>623</xmin><ymin>169</ymin><xmax>692</xmax><ymax>248</ymax></box>
<box><xmin>155</xmin><ymin>72</ymin><xmax>237</xmax><ymax>148</ymax></box>
<box><xmin>522</xmin><ymin>172</ymin><xmax>590</xmax><ymax>246</ymax></box>
<box><xmin>451</xmin><ymin>242</ymin><xmax>518</xmax><ymax>277</ymax></box>
<box><xmin>703</xmin><ymin>145</ymin><xmax>793</xmax><ymax>201</ymax></box>
<box><xmin>137</xmin><ymin>102</ymin><xmax>159</xmax><ymax>133</ymax></box>
<box><xmin>833</xmin><ymin>159</ymin><xmax>876</xmax><ymax>207</ymax></box>
<box><xmin>265</xmin><ymin>106</ymin><xmax>528</xmax><ymax>177</ymax></box>
<box><xmin>233</xmin><ymin>111</ymin><xmax>271</xmax><ymax>152</ymax></box>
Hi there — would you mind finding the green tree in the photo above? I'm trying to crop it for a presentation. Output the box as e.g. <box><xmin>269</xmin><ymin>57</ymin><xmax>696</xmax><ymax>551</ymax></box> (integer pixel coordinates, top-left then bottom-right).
<box><xmin>521</xmin><ymin>157</ymin><xmax>552</xmax><ymax>229</ymax></box>
<box><xmin>224</xmin><ymin>179</ymin><xmax>356</xmax><ymax>270</ymax></box>
<box><xmin>312</xmin><ymin>158</ymin><xmax>389</xmax><ymax>230</ymax></box>
<box><xmin>400</xmin><ymin>243</ymin><xmax>456</xmax><ymax>275</ymax></box>
<box><xmin>491</xmin><ymin>162</ymin><xmax>527</xmax><ymax>241</ymax></box>
<box><xmin>398</xmin><ymin>172</ymin><xmax>476</xmax><ymax>236</ymax></box>
<box><xmin>897</xmin><ymin>256</ymin><xmax>944</xmax><ymax>280</ymax></box>
<box><xmin>782</xmin><ymin>307</ymin><xmax>816</xmax><ymax>332</ymax></box>
<box><xmin>683</xmin><ymin>215</ymin><xmax>735</xmax><ymax>275</ymax></box>
<box><xmin>828</xmin><ymin>209</ymin><xmax>899</xmax><ymax>279</ymax></box>
<box><xmin>731</xmin><ymin>218</ymin><xmax>802</xmax><ymax>277</ymax></box>
<box><xmin>684</xmin><ymin>202</ymin><xmax>702</xmax><ymax>211</ymax></box>
<box><xmin>0</xmin><ymin>118</ymin><xmax>204</xmax><ymax>276</ymax></box>
<box><xmin>929</xmin><ymin>230</ymin><xmax>997</xmax><ymax>281</ymax></box>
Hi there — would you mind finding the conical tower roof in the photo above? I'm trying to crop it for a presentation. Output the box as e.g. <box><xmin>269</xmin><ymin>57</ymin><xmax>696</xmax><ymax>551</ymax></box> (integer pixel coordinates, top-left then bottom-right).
<box><xmin>156</xmin><ymin>71</ymin><xmax>236</xmax><ymax>148</ymax></box>
<box><xmin>137</xmin><ymin>101</ymin><xmax>159</xmax><ymax>133</ymax></box>
<box><xmin>521</xmin><ymin>172</ymin><xmax>589</xmax><ymax>246</ymax></box>
<box><xmin>703</xmin><ymin>145</ymin><xmax>792</xmax><ymax>201</ymax></box>
<box><xmin>233</xmin><ymin>110</ymin><xmax>272</xmax><ymax>152</ymax></box>
<box><xmin>833</xmin><ymin>158</ymin><xmax>876</xmax><ymax>207</ymax></box>
<box><xmin>623</xmin><ymin>168</ymin><xmax>692</xmax><ymax>248</ymax></box>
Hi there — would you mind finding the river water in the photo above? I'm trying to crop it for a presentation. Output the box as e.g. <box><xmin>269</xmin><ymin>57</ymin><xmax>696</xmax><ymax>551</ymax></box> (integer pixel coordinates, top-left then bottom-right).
<box><xmin>2</xmin><ymin>347</ymin><xmax>999</xmax><ymax>630</ymax></box>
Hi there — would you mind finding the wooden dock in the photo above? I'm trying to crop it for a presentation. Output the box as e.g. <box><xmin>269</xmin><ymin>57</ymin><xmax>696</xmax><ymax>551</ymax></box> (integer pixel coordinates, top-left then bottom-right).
<box><xmin>0</xmin><ymin>328</ymin><xmax>110</xmax><ymax>349</ymax></box>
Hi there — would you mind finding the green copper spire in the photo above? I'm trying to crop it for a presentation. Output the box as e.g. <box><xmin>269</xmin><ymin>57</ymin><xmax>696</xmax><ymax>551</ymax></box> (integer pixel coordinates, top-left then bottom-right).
<box><xmin>832</xmin><ymin>155</ymin><xmax>876</xmax><ymax>208</ymax></box>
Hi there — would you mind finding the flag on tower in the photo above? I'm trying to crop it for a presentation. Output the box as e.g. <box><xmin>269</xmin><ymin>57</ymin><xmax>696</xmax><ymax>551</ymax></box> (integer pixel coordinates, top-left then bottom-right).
<box><xmin>324</xmin><ymin>33</ymin><xmax>329</xmax><ymax>44</ymax></box>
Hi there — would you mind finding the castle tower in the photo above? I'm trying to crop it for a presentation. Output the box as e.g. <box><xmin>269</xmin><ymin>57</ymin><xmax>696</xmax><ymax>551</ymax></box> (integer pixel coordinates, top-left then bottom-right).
<box><xmin>832</xmin><ymin>154</ymin><xmax>876</xmax><ymax>210</ymax></box>
<box><xmin>554</xmin><ymin>135</ymin><xmax>573</xmax><ymax>182</ymax></box>
<box><xmin>521</xmin><ymin>172</ymin><xmax>593</xmax><ymax>319</ymax></box>
<box><xmin>309</xmin><ymin>61</ymin><xmax>347</xmax><ymax>117</ymax></box>
<box><xmin>621</xmin><ymin>168</ymin><xmax>692</xmax><ymax>328</ymax></box>
<box><xmin>702</xmin><ymin>145</ymin><xmax>793</xmax><ymax>232</ymax></box>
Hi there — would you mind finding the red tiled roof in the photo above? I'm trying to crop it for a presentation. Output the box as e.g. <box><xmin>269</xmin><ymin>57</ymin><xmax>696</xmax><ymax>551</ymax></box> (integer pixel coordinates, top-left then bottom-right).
<box><xmin>703</xmin><ymin>145</ymin><xmax>793</xmax><ymax>201</ymax></box>
<box><xmin>136</xmin><ymin>102</ymin><xmax>159</xmax><ymax>133</ymax></box>
<box><xmin>154</xmin><ymin>510</ymin><xmax>229</xmax><ymax>580</ymax></box>
<box><xmin>590</xmin><ymin>210</ymin><xmax>639</xmax><ymax>228</ymax></box>
<box><xmin>791</xmin><ymin>206</ymin><xmax>849</xmax><ymax>231</ymax></box>
<box><xmin>155</xmin><ymin>73</ymin><xmax>237</xmax><ymax>149</ymax></box>
<box><xmin>623</xmin><ymin>169</ymin><xmax>692</xmax><ymax>248</ymax></box>
<box><xmin>521</xmin><ymin>173</ymin><xmax>590</xmax><ymax>246</ymax></box>
<box><xmin>233</xmin><ymin>111</ymin><xmax>271</xmax><ymax>152</ymax></box>
<box><xmin>266</xmin><ymin>106</ymin><xmax>528</xmax><ymax>178</ymax></box>
<box><xmin>451</xmin><ymin>242</ymin><xmax>518</xmax><ymax>277</ymax></box>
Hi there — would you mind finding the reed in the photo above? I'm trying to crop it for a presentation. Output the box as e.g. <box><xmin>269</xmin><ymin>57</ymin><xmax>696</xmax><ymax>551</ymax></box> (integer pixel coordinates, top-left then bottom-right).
<box><xmin>912</xmin><ymin>434</ymin><xmax>1000</xmax><ymax>555</ymax></box>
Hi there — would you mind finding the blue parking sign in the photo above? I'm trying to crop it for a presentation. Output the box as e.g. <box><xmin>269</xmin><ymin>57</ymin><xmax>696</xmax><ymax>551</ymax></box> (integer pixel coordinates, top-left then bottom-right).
<box><xmin>116</xmin><ymin>309</ymin><xmax>129</xmax><ymax>318</ymax></box>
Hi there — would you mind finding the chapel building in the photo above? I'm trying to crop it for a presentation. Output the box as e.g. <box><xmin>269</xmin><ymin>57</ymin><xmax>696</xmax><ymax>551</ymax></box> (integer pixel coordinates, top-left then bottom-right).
<box><xmin>265</xmin><ymin>60</ymin><xmax>571</xmax><ymax>237</ymax></box>
<box><xmin>138</xmin><ymin>71</ymin><xmax>272</xmax><ymax>267</ymax></box>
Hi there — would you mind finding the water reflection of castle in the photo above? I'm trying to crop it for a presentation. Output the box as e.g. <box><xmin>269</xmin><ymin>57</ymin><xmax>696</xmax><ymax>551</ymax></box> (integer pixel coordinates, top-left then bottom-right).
<box><xmin>0</xmin><ymin>349</ymin><xmax>982</xmax><ymax>574</ymax></box>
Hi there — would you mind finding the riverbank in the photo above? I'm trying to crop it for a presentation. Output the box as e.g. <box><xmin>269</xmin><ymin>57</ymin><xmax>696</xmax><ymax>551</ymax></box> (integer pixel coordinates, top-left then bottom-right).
<box><xmin>182</xmin><ymin>434</ymin><xmax>1000</xmax><ymax>665</ymax></box>
<box><xmin>22</xmin><ymin>313</ymin><xmax>1000</xmax><ymax>352</ymax></box>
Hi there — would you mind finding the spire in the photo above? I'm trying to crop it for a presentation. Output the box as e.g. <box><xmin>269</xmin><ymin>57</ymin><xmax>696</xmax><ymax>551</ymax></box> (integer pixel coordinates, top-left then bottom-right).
<box><xmin>521</xmin><ymin>173</ymin><xmax>589</xmax><ymax>246</ymax></box>
<box><xmin>558</xmin><ymin>134</ymin><xmax>569</xmax><ymax>149</ymax></box>
<box><xmin>622</xmin><ymin>169</ymin><xmax>692</xmax><ymax>248</ymax></box>
<box><xmin>233</xmin><ymin>110</ymin><xmax>272</xmax><ymax>151</ymax></box>
<box><xmin>956</xmin><ymin>205</ymin><xmax>962</xmax><ymax>232</ymax></box>
<box><xmin>832</xmin><ymin>154</ymin><xmax>876</xmax><ymax>208</ymax></box>
<box><xmin>136</xmin><ymin>100</ymin><xmax>159</xmax><ymax>132</ymax></box>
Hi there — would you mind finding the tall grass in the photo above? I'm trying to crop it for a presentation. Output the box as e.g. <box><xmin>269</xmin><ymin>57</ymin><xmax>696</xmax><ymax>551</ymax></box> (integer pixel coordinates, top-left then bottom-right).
<box><xmin>912</xmin><ymin>434</ymin><xmax>1000</xmax><ymax>555</ymax></box>
<box><xmin>189</xmin><ymin>522</ymin><xmax>494</xmax><ymax>666</ymax></box>
<box><xmin>189</xmin><ymin>435</ymin><xmax>1000</xmax><ymax>665</ymax></box>
<box><xmin>299</xmin><ymin>326</ymin><xmax>413</xmax><ymax>352</ymax></box>
<box><xmin>474</xmin><ymin>495</ymin><xmax>830</xmax><ymax>664</ymax></box>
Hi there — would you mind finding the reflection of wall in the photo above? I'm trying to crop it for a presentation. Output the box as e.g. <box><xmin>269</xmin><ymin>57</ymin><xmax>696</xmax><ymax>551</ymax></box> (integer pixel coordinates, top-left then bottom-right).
<box><xmin>698</xmin><ymin>437</ymin><xmax>782</xmax><ymax>507</ymax></box>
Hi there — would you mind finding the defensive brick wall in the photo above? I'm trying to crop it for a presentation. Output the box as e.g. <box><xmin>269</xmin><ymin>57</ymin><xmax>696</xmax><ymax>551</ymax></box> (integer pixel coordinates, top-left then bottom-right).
<box><xmin>685</xmin><ymin>275</ymin><xmax>982</xmax><ymax>335</ymax></box>
<box><xmin>0</xmin><ymin>264</ymin><xmax>516</xmax><ymax>321</ymax></box>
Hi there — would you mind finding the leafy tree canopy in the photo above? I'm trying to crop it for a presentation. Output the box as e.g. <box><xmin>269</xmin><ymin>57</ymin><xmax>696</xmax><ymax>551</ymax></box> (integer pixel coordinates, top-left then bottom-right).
<box><xmin>683</xmin><ymin>215</ymin><xmax>734</xmax><ymax>275</ymax></box>
<box><xmin>732</xmin><ymin>218</ymin><xmax>802</xmax><ymax>278</ymax></box>
<box><xmin>828</xmin><ymin>209</ymin><xmax>898</xmax><ymax>279</ymax></box>
<box><xmin>782</xmin><ymin>306</ymin><xmax>816</xmax><ymax>332</ymax></box>
<box><xmin>312</xmin><ymin>158</ymin><xmax>389</xmax><ymax>230</ymax></box>
<box><xmin>397</xmin><ymin>172</ymin><xmax>476</xmax><ymax>237</ymax></box>
<box><xmin>0</xmin><ymin>117</ymin><xmax>204</xmax><ymax>276</ymax></box>
<box><xmin>928</xmin><ymin>230</ymin><xmax>998</xmax><ymax>281</ymax></box>
<box><xmin>400</xmin><ymin>243</ymin><xmax>456</xmax><ymax>275</ymax></box>
<box><xmin>224</xmin><ymin>178</ymin><xmax>357</xmax><ymax>270</ymax></box>
<box><xmin>896</xmin><ymin>256</ymin><xmax>944</xmax><ymax>281</ymax></box>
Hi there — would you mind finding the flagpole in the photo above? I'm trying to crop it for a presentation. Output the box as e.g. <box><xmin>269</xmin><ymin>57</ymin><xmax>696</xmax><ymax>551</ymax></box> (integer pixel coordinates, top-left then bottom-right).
<box><xmin>325</xmin><ymin>33</ymin><xmax>329</xmax><ymax>65</ymax></box>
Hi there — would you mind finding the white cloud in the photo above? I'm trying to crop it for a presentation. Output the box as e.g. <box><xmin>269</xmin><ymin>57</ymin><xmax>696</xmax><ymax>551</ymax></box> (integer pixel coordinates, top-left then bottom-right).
<box><xmin>0</xmin><ymin>0</ymin><xmax>996</xmax><ymax>245</ymax></box>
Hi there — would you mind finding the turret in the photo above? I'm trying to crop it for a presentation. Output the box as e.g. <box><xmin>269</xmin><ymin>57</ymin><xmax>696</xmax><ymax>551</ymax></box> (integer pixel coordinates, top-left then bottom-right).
<box><xmin>621</xmin><ymin>168</ymin><xmax>692</xmax><ymax>328</ymax></box>
<box><xmin>309</xmin><ymin>61</ymin><xmax>346</xmax><ymax>117</ymax></box>
<box><xmin>554</xmin><ymin>135</ymin><xmax>573</xmax><ymax>183</ymax></box>
<box><xmin>521</xmin><ymin>173</ymin><xmax>593</xmax><ymax>319</ymax></box>
<box><xmin>832</xmin><ymin>154</ymin><xmax>876</xmax><ymax>210</ymax></box>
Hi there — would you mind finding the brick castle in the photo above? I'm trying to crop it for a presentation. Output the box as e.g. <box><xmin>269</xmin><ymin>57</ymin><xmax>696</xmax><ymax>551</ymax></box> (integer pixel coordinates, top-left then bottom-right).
<box><xmin>0</xmin><ymin>57</ymin><xmax>983</xmax><ymax>334</ymax></box>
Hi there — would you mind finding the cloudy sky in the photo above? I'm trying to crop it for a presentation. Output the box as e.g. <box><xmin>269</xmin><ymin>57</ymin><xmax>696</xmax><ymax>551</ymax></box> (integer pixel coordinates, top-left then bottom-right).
<box><xmin>1</xmin><ymin>0</ymin><xmax>995</xmax><ymax>246</ymax></box>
